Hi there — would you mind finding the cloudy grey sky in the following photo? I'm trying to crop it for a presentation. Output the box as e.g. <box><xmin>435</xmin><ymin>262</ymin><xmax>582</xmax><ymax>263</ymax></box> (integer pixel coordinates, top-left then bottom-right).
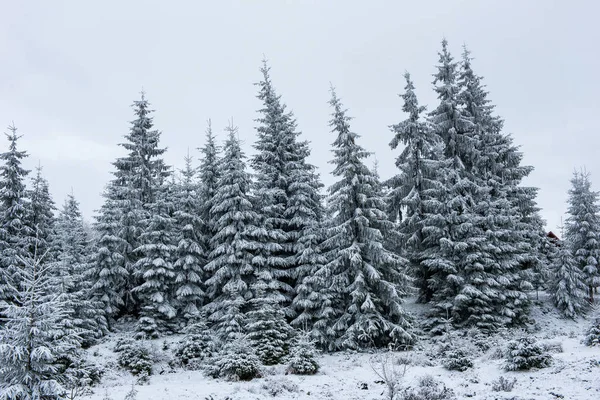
<box><xmin>1</xmin><ymin>0</ymin><xmax>598</xmax><ymax>233</ymax></box>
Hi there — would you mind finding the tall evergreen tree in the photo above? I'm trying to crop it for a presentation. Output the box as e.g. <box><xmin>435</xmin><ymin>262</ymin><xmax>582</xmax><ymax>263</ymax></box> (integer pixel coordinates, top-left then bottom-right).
<box><xmin>388</xmin><ymin>72</ymin><xmax>442</xmax><ymax>303</ymax></box>
<box><xmin>289</xmin><ymin>164</ymin><xmax>327</xmax><ymax>330</ymax></box>
<box><xmin>90</xmin><ymin>184</ymin><xmax>128</xmax><ymax>321</ymax></box>
<box><xmin>173</xmin><ymin>153</ymin><xmax>205</xmax><ymax>320</ymax></box>
<box><xmin>316</xmin><ymin>88</ymin><xmax>413</xmax><ymax>350</ymax></box>
<box><xmin>414</xmin><ymin>41</ymin><xmax>536</xmax><ymax>332</ymax></box>
<box><xmin>548</xmin><ymin>240</ymin><xmax>588</xmax><ymax>318</ymax></box>
<box><xmin>55</xmin><ymin>192</ymin><xmax>108</xmax><ymax>346</ymax></box>
<box><xmin>133</xmin><ymin>178</ymin><xmax>178</xmax><ymax>338</ymax></box>
<box><xmin>26</xmin><ymin>165</ymin><xmax>56</xmax><ymax>259</ymax></box>
<box><xmin>0</xmin><ymin>125</ymin><xmax>33</xmax><ymax>307</ymax></box>
<box><xmin>198</xmin><ymin>120</ymin><xmax>220</xmax><ymax>225</ymax></box>
<box><xmin>422</xmin><ymin>39</ymin><xmax>486</xmax><ymax>332</ymax></box>
<box><xmin>288</xmin><ymin>152</ymin><xmax>326</xmax><ymax>327</ymax></box>
<box><xmin>459</xmin><ymin>46</ymin><xmax>545</xmax><ymax>303</ymax></box>
<box><xmin>197</xmin><ymin>120</ymin><xmax>220</xmax><ymax>286</ymax></box>
<box><xmin>253</xmin><ymin>61</ymin><xmax>324</xmax><ymax>314</ymax></box>
<box><xmin>565</xmin><ymin>170</ymin><xmax>600</xmax><ymax>302</ymax></box>
<box><xmin>92</xmin><ymin>93</ymin><xmax>168</xmax><ymax>317</ymax></box>
<box><xmin>431</xmin><ymin>44</ymin><xmax>533</xmax><ymax>330</ymax></box>
<box><xmin>204</xmin><ymin>125</ymin><xmax>263</xmax><ymax>341</ymax></box>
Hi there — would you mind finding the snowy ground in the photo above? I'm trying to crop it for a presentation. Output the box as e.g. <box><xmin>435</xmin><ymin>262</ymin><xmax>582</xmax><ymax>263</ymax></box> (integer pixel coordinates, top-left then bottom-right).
<box><xmin>84</xmin><ymin>296</ymin><xmax>600</xmax><ymax>400</ymax></box>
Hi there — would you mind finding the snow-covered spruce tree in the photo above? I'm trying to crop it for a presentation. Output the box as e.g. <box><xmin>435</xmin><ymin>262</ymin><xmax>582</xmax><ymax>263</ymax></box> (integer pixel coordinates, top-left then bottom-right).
<box><xmin>90</xmin><ymin>184</ymin><xmax>128</xmax><ymax>321</ymax></box>
<box><xmin>91</xmin><ymin>93</ymin><xmax>169</xmax><ymax>317</ymax></box>
<box><xmin>246</xmin><ymin>287</ymin><xmax>294</xmax><ymax>365</ymax></box>
<box><xmin>0</xmin><ymin>250</ymin><xmax>83</xmax><ymax>400</ymax></box>
<box><xmin>444</xmin><ymin>44</ymin><xmax>535</xmax><ymax>330</ymax></box>
<box><xmin>287</xmin><ymin>332</ymin><xmax>320</xmax><ymax>375</ymax></box>
<box><xmin>388</xmin><ymin>72</ymin><xmax>443</xmax><ymax>304</ymax></box>
<box><xmin>284</xmin><ymin>140</ymin><xmax>326</xmax><ymax>325</ymax></box>
<box><xmin>204</xmin><ymin>124</ymin><xmax>262</xmax><ymax>341</ymax></box>
<box><xmin>0</xmin><ymin>125</ymin><xmax>33</xmax><ymax>309</ymax></box>
<box><xmin>564</xmin><ymin>170</ymin><xmax>600</xmax><ymax>303</ymax></box>
<box><xmin>288</xmin><ymin>166</ymin><xmax>327</xmax><ymax>331</ymax></box>
<box><xmin>583</xmin><ymin>315</ymin><xmax>600</xmax><ymax>346</ymax></box>
<box><xmin>208</xmin><ymin>336</ymin><xmax>262</xmax><ymax>381</ymax></box>
<box><xmin>548</xmin><ymin>239</ymin><xmax>587</xmax><ymax>318</ymax></box>
<box><xmin>172</xmin><ymin>318</ymin><xmax>215</xmax><ymax>369</ymax></box>
<box><xmin>173</xmin><ymin>153</ymin><xmax>205</xmax><ymax>321</ymax></box>
<box><xmin>418</xmin><ymin>41</ymin><xmax>535</xmax><ymax>332</ymax></box>
<box><xmin>55</xmin><ymin>193</ymin><xmax>108</xmax><ymax>346</ymax></box>
<box><xmin>504</xmin><ymin>336</ymin><xmax>552</xmax><ymax>371</ymax></box>
<box><xmin>459</xmin><ymin>47</ymin><xmax>547</xmax><ymax>304</ymax></box>
<box><xmin>198</xmin><ymin>120</ymin><xmax>221</xmax><ymax>263</ymax></box>
<box><xmin>316</xmin><ymin>88</ymin><xmax>413</xmax><ymax>350</ymax></box>
<box><xmin>26</xmin><ymin>165</ymin><xmax>57</xmax><ymax>261</ymax></box>
<box><xmin>133</xmin><ymin>178</ymin><xmax>178</xmax><ymax>338</ymax></box>
<box><xmin>253</xmin><ymin>61</ymin><xmax>325</xmax><ymax>316</ymax></box>
<box><xmin>421</xmin><ymin>39</ymin><xmax>488</xmax><ymax>332</ymax></box>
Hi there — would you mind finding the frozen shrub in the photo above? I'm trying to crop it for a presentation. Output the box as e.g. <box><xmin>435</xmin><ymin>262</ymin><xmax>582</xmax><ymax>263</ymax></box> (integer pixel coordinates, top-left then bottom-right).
<box><xmin>63</xmin><ymin>357</ymin><xmax>105</xmax><ymax>399</ymax></box>
<box><xmin>114</xmin><ymin>338</ymin><xmax>135</xmax><ymax>353</ymax></box>
<box><xmin>583</xmin><ymin>316</ymin><xmax>600</xmax><ymax>347</ymax></box>
<box><xmin>260</xmin><ymin>377</ymin><xmax>299</xmax><ymax>396</ymax></box>
<box><xmin>370</xmin><ymin>352</ymin><xmax>408</xmax><ymax>400</ymax></box>
<box><xmin>504</xmin><ymin>336</ymin><xmax>552</xmax><ymax>371</ymax></box>
<box><xmin>397</xmin><ymin>375</ymin><xmax>456</xmax><ymax>400</ymax></box>
<box><xmin>171</xmin><ymin>322</ymin><xmax>215</xmax><ymax>369</ymax></box>
<box><xmin>123</xmin><ymin>384</ymin><xmax>138</xmax><ymax>400</ymax></box>
<box><xmin>491</xmin><ymin>376</ymin><xmax>517</xmax><ymax>392</ymax></box>
<box><xmin>438</xmin><ymin>342</ymin><xmax>473</xmax><ymax>371</ymax></box>
<box><xmin>540</xmin><ymin>340</ymin><xmax>563</xmax><ymax>354</ymax></box>
<box><xmin>466</xmin><ymin>328</ymin><xmax>496</xmax><ymax>353</ymax></box>
<box><xmin>488</xmin><ymin>345</ymin><xmax>506</xmax><ymax>360</ymax></box>
<box><xmin>398</xmin><ymin>352</ymin><xmax>435</xmax><ymax>367</ymax></box>
<box><xmin>72</xmin><ymin>359</ymin><xmax>104</xmax><ymax>387</ymax></box>
<box><xmin>287</xmin><ymin>333</ymin><xmax>320</xmax><ymax>375</ymax></box>
<box><xmin>441</xmin><ymin>348</ymin><xmax>473</xmax><ymax>371</ymax></box>
<box><xmin>115</xmin><ymin>338</ymin><xmax>153</xmax><ymax>376</ymax></box>
<box><xmin>207</xmin><ymin>337</ymin><xmax>262</xmax><ymax>381</ymax></box>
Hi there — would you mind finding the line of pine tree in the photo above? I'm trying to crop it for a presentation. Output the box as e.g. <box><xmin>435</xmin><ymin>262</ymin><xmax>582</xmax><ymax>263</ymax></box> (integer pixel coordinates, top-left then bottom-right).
<box><xmin>3</xmin><ymin>39</ymin><xmax>600</xmax><ymax>396</ymax></box>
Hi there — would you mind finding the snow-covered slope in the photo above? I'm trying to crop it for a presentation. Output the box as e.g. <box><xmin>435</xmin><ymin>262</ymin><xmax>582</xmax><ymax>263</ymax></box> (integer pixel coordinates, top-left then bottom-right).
<box><xmin>84</xmin><ymin>296</ymin><xmax>600</xmax><ymax>400</ymax></box>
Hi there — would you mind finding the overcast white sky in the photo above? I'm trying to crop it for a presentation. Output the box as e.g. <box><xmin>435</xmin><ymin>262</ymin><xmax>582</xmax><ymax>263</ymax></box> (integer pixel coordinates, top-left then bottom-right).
<box><xmin>1</xmin><ymin>0</ymin><xmax>599</xmax><ymax>233</ymax></box>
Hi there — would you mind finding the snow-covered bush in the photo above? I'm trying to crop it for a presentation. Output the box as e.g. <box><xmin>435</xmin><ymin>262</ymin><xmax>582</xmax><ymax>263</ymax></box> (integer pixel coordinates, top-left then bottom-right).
<box><xmin>397</xmin><ymin>375</ymin><xmax>456</xmax><ymax>400</ymax></box>
<box><xmin>114</xmin><ymin>338</ymin><xmax>153</xmax><ymax>376</ymax></box>
<box><xmin>438</xmin><ymin>342</ymin><xmax>473</xmax><ymax>371</ymax></box>
<box><xmin>207</xmin><ymin>337</ymin><xmax>262</xmax><ymax>381</ymax></box>
<box><xmin>466</xmin><ymin>328</ymin><xmax>504</xmax><ymax>353</ymax></box>
<box><xmin>260</xmin><ymin>377</ymin><xmax>299</xmax><ymax>396</ymax></box>
<box><xmin>583</xmin><ymin>316</ymin><xmax>600</xmax><ymax>347</ymax></box>
<box><xmin>491</xmin><ymin>376</ymin><xmax>517</xmax><ymax>392</ymax></box>
<box><xmin>286</xmin><ymin>333</ymin><xmax>320</xmax><ymax>375</ymax></box>
<box><xmin>504</xmin><ymin>337</ymin><xmax>552</xmax><ymax>371</ymax></box>
<box><xmin>441</xmin><ymin>348</ymin><xmax>473</xmax><ymax>372</ymax></box>
<box><xmin>62</xmin><ymin>357</ymin><xmax>104</xmax><ymax>399</ymax></box>
<box><xmin>171</xmin><ymin>322</ymin><xmax>215</xmax><ymax>369</ymax></box>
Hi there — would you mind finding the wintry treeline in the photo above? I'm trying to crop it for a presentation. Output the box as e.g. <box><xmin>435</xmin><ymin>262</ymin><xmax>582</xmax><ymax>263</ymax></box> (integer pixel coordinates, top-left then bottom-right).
<box><xmin>1</xmin><ymin>39</ymin><xmax>600</xmax><ymax>398</ymax></box>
